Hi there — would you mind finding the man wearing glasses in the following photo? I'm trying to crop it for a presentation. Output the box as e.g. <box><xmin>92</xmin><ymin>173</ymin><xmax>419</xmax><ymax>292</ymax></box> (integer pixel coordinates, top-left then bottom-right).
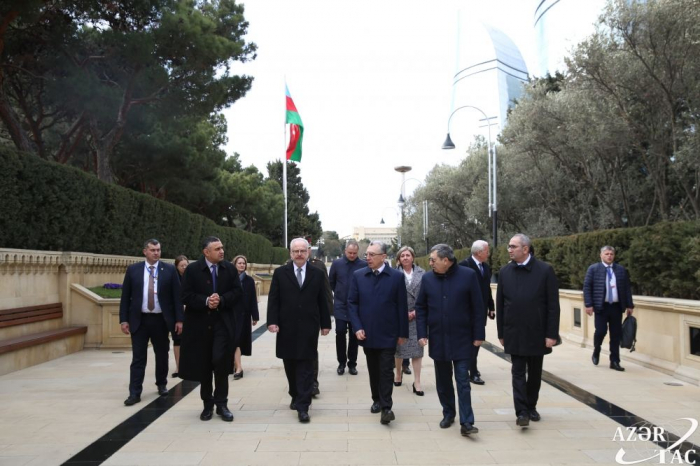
<box><xmin>267</xmin><ymin>237</ymin><xmax>332</xmax><ymax>423</ymax></box>
<box><xmin>496</xmin><ymin>234</ymin><xmax>560</xmax><ymax>428</ymax></box>
<box><xmin>348</xmin><ymin>241</ymin><xmax>409</xmax><ymax>425</ymax></box>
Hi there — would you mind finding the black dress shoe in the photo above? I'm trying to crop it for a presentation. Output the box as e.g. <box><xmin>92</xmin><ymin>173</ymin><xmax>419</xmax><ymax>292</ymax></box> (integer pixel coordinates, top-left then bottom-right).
<box><xmin>217</xmin><ymin>406</ymin><xmax>234</xmax><ymax>422</ymax></box>
<box><xmin>402</xmin><ymin>366</ymin><xmax>411</xmax><ymax>375</ymax></box>
<box><xmin>393</xmin><ymin>376</ymin><xmax>402</xmax><ymax>387</ymax></box>
<box><xmin>171</xmin><ymin>372</ymin><xmax>179</xmax><ymax>378</ymax></box>
<box><xmin>470</xmin><ymin>375</ymin><xmax>485</xmax><ymax>385</ymax></box>
<box><xmin>233</xmin><ymin>371</ymin><xmax>243</xmax><ymax>380</ymax></box>
<box><xmin>290</xmin><ymin>401</ymin><xmax>297</xmax><ymax>410</ymax></box>
<box><xmin>312</xmin><ymin>386</ymin><xmax>320</xmax><ymax>396</ymax></box>
<box><xmin>610</xmin><ymin>362</ymin><xmax>625</xmax><ymax>371</ymax></box>
<box><xmin>592</xmin><ymin>352</ymin><xmax>600</xmax><ymax>366</ymax></box>
<box><xmin>516</xmin><ymin>413</ymin><xmax>530</xmax><ymax>427</ymax></box>
<box><xmin>124</xmin><ymin>395</ymin><xmax>141</xmax><ymax>406</ymax></box>
<box><xmin>370</xmin><ymin>403</ymin><xmax>381</xmax><ymax>414</ymax></box>
<box><xmin>200</xmin><ymin>407</ymin><xmax>213</xmax><ymax>421</ymax></box>
<box><xmin>461</xmin><ymin>423</ymin><xmax>479</xmax><ymax>436</ymax></box>
<box><xmin>439</xmin><ymin>415</ymin><xmax>455</xmax><ymax>428</ymax></box>
<box><xmin>298</xmin><ymin>411</ymin><xmax>310</xmax><ymax>423</ymax></box>
<box><xmin>348</xmin><ymin>366</ymin><xmax>358</xmax><ymax>375</ymax></box>
<box><xmin>337</xmin><ymin>364</ymin><xmax>345</xmax><ymax>375</ymax></box>
<box><xmin>380</xmin><ymin>409</ymin><xmax>395</xmax><ymax>425</ymax></box>
<box><xmin>529</xmin><ymin>409</ymin><xmax>541</xmax><ymax>422</ymax></box>
<box><xmin>412</xmin><ymin>383</ymin><xmax>424</xmax><ymax>396</ymax></box>
<box><xmin>157</xmin><ymin>385</ymin><xmax>168</xmax><ymax>396</ymax></box>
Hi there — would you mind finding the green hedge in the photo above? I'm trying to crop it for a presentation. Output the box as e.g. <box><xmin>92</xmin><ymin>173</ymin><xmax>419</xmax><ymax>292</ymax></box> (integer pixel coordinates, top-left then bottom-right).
<box><xmin>415</xmin><ymin>221</ymin><xmax>700</xmax><ymax>300</ymax></box>
<box><xmin>0</xmin><ymin>148</ymin><xmax>288</xmax><ymax>264</ymax></box>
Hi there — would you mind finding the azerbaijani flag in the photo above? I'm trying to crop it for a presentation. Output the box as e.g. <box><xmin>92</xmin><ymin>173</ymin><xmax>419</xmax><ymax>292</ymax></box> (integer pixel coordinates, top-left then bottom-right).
<box><xmin>285</xmin><ymin>85</ymin><xmax>304</xmax><ymax>162</ymax></box>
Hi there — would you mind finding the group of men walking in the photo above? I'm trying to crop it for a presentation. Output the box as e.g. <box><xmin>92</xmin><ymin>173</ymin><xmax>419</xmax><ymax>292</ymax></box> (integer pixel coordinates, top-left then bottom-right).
<box><xmin>119</xmin><ymin>233</ymin><xmax>634</xmax><ymax>434</ymax></box>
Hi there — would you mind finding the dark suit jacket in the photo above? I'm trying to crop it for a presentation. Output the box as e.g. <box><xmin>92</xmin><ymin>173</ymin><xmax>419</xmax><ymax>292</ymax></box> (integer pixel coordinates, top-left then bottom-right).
<box><xmin>583</xmin><ymin>262</ymin><xmax>634</xmax><ymax>312</ymax></box>
<box><xmin>496</xmin><ymin>257</ymin><xmax>560</xmax><ymax>356</ymax></box>
<box><xmin>347</xmin><ymin>263</ymin><xmax>409</xmax><ymax>349</ymax></box>
<box><xmin>459</xmin><ymin>256</ymin><xmax>495</xmax><ymax>318</ymax></box>
<box><xmin>267</xmin><ymin>261</ymin><xmax>332</xmax><ymax>360</ymax></box>
<box><xmin>416</xmin><ymin>263</ymin><xmax>485</xmax><ymax>361</ymax></box>
<box><xmin>329</xmin><ymin>257</ymin><xmax>368</xmax><ymax>321</ymax></box>
<box><xmin>119</xmin><ymin>261</ymin><xmax>183</xmax><ymax>334</ymax></box>
<box><xmin>178</xmin><ymin>259</ymin><xmax>242</xmax><ymax>380</ymax></box>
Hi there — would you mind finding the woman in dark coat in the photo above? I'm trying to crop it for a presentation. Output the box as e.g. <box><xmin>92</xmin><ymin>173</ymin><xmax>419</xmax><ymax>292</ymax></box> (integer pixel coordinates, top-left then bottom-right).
<box><xmin>232</xmin><ymin>255</ymin><xmax>259</xmax><ymax>380</ymax></box>
<box><xmin>171</xmin><ymin>255</ymin><xmax>189</xmax><ymax>377</ymax></box>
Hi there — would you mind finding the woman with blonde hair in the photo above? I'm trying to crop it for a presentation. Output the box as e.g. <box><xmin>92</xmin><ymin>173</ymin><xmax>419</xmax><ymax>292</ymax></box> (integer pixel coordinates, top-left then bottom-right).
<box><xmin>394</xmin><ymin>246</ymin><xmax>425</xmax><ymax>395</ymax></box>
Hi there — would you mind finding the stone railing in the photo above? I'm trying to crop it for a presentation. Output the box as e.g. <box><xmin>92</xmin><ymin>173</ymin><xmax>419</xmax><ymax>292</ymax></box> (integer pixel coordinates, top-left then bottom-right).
<box><xmin>0</xmin><ymin>248</ymin><xmax>280</xmax><ymax>348</ymax></box>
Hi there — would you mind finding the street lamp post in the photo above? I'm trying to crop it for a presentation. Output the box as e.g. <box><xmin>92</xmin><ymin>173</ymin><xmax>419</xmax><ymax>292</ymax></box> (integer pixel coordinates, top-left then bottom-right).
<box><xmin>442</xmin><ymin>105</ymin><xmax>499</xmax><ymax>249</ymax></box>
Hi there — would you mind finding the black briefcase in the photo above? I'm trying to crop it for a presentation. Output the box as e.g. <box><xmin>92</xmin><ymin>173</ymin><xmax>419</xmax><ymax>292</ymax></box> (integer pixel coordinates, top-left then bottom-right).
<box><xmin>621</xmin><ymin>315</ymin><xmax>637</xmax><ymax>353</ymax></box>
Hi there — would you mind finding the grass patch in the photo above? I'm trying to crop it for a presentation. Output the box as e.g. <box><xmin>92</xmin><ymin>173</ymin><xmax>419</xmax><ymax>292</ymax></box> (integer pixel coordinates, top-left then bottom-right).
<box><xmin>88</xmin><ymin>286</ymin><xmax>122</xmax><ymax>299</ymax></box>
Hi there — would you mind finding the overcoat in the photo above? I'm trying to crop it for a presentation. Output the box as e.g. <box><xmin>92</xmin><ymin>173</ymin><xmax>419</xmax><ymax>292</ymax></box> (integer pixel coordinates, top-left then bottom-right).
<box><xmin>459</xmin><ymin>256</ymin><xmax>495</xmax><ymax>316</ymax></box>
<box><xmin>267</xmin><ymin>262</ymin><xmax>332</xmax><ymax>360</ymax></box>
<box><xmin>347</xmin><ymin>263</ymin><xmax>409</xmax><ymax>349</ymax></box>
<box><xmin>583</xmin><ymin>262</ymin><xmax>634</xmax><ymax>312</ymax></box>
<box><xmin>178</xmin><ymin>258</ymin><xmax>242</xmax><ymax>380</ymax></box>
<box><xmin>119</xmin><ymin>261</ymin><xmax>183</xmax><ymax>334</ymax></box>
<box><xmin>415</xmin><ymin>263</ymin><xmax>485</xmax><ymax>361</ymax></box>
<box><xmin>496</xmin><ymin>257</ymin><xmax>560</xmax><ymax>356</ymax></box>
<box><xmin>235</xmin><ymin>273</ymin><xmax>260</xmax><ymax>356</ymax></box>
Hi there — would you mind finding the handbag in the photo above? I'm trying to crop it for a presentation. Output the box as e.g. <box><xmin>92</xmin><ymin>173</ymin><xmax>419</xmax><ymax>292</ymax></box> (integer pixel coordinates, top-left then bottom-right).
<box><xmin>621</xmin><ymin>315</ymin><xmax>637</xmax><ymax>352</ymax></box>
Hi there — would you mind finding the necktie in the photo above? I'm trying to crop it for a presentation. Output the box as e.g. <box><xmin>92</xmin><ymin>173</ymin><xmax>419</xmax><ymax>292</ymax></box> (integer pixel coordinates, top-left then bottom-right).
<box><xmin>374</xmin><ymin>270</ymin><xmax>380</xmax><ymax>276</ymax></box>
<box><xmin>211</xmin><ymin>264</ymin><xmax>217</xmax><ymax>292</ymax></box>
<box><xmin>607</xmin><ymin>266</ymin><xmax>613</xmax><ymax>303</ymax></box>
<box><xmin>296</xmin><ymin>267</ymin><xmax>303</xmax><ymax>287</ymax></box>
<box><xmin>478</xmin><ymin>263</ymin><xmax>484</xmax><ymax>276</ymax></box>
<box><xmin>147</xmin><ymin>266</ymin><xmax>155</xmax><ymax>311</ymax></box>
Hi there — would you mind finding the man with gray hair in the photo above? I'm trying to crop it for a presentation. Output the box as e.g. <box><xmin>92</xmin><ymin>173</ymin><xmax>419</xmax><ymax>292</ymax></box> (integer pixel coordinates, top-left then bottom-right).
<box><xmin>417</xmin><ymin>244</ymin><xmax>484</xmax><ymax>436</ymax></box>
<box><xmin>583</xmin><ymin>246</ymin><xmax>634</xmax><ymax>371</ymax></box>
<box><xmin>267</xmin><ymin>237</ymin><xmax>332</xmax><ymax>423</ymax></box>
<box><xmin>348</xmin><ymin>240</ymin><xmax>409</xmax><ymax>425</ymax></box>
<box><xmin>497</xmin><ymin>234</ymin><xmax>560</xmax><ymax>427</ymax></box>
<box><xmin>459</xmin><ymin>240</ymin><xmax>495</xmax><ymax>385</ymax></box>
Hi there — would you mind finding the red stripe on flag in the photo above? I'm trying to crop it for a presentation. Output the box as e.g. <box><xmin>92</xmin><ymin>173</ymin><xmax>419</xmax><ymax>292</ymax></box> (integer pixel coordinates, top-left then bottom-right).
<box><xmin>286</xmin><ymin>96</ymin><xmax>298</xmax><ymax>113</ymax></box>
<box><xmin>286</xmin><ymin>124</ymin><xmax>300</xmax><ymax>160</ymax></box>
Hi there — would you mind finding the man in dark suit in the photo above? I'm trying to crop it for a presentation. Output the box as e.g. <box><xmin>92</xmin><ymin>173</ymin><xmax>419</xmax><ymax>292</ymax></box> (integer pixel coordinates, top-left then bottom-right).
<box><xmin>328</xmin><ymin>239</ymin><xmax>367</xmax><ymax>376</ymax></box>
<box><xmin>268</xmin><ymin>237</ymin><xmax>332</xmax><ymax>423</ymax></box>
<box><xmin>179</xmin><ymin>236</ymin><xmax>242</xmax><ymax>422</ymax></box>
<box><xmin>120</xmin><ymin>239</ymin><xmax>183</xmax><ymax>406</ymax></box>
<box><xmin>417</xmin><ymin>244</ymin><xmax>484</xmax><ymax>436</ymax></box>
<box><xmin>458</xmin><ymin>240</ymin><xmax>495</xmax><ymax>385</ymax></box>
<box><xmin>348</xmin><ymin>240</ymin><xmax>409</xmax><ymax>425</ymax></box>
<box><xmin>497</xmin><ymin>234</ymin><xmax>560</xmax><ymax>427</ymax></box>
<box><xmin>583</xmin><ymin>245</ymin><xmax>634</xmax><ymax>371</ymax></box>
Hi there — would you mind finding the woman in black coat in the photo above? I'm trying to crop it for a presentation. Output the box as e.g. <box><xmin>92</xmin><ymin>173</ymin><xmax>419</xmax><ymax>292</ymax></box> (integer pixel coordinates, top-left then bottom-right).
<box><xmin>232</xmin><ymin>255</ymin><xmax>259</xmax><ymax>379</ymax></box>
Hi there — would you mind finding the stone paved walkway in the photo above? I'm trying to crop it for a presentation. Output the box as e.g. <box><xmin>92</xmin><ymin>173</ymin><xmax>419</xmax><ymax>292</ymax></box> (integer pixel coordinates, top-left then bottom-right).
<box><xmin>0</xmin><ymin>296</ymin><xmax>698</xmax><ymax>465</ymax></box>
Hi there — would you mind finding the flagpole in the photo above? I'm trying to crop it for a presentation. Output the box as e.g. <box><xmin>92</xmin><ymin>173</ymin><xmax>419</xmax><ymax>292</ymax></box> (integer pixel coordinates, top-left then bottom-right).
<box><xmin>283</xmin><ymin>78</ymin><xmax>288</xmax><ymax>249</ymax></box>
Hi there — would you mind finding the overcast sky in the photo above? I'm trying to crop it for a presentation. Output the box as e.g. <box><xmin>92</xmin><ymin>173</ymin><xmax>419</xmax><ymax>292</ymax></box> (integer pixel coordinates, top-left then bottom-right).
<box><xmin>223</xmin><ymin>0</ymin><xmax>539</xmax><ymax>239</ymax></box>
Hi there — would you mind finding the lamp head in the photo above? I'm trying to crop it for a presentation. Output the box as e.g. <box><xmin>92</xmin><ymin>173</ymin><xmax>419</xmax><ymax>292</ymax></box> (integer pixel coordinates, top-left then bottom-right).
<box><xmin>398</xmin><ymin>194</ymin><xmax>405</xmax><ymax>209</ymax></box>
<box><xmin>380</xmin><ymin>217</ymin><xmax>385</xmax><ymax>224</ymax></box>
<box><xmin>442</xmin><ymin>133</ymin><xmax>455</xmax><ymax>150</ymax></box>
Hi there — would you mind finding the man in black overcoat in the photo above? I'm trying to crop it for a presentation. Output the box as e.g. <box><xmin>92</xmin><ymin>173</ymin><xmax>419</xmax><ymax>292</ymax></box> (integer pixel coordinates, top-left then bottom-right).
<box><xmin>497</xmin><ymin>234</ymin><xmax>560</xmax><ymax>427</ymax></box>
<box><xmin>120</xmin><ymin>239</ymin><xmax>183</xmax><ymax>406</ymax></box>
<box><xmin>268</xmin><ymin>237</ymin><xmax>332</xmax><ymax>423</ymax></box>
<box><xmin>458</xmin><ymin>239</ymin><xmax>495</xmax><ymax>385</ymax></box>
<box><xmin>583</xmin><ymin>245</ymin><xmax>634</xmax><ymax>371</ymax></box>
<box><xmin>179</xmin><ymin>236</ymin><xmax>242</xmax><ymax>422</ymax></box>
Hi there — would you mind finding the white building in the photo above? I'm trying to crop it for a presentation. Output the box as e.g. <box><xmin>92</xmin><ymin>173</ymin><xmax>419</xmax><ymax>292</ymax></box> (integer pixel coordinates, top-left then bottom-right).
<box><xmin>352</xmin><ymin>226</ymin><xmax>397</xmax><ymax>245</ymax></box>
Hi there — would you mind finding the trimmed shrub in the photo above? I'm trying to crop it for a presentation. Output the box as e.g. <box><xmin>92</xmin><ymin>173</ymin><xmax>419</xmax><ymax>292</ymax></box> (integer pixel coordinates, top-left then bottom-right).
<box><xmin>414</xmin><ymin>222</ymin><xmax>700</xmax><ymax>300</ymax></box>
<box><xmin>1</xmin><ymin>148</ymin><xmax>287</xmax><ymax>264</ymax></box>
